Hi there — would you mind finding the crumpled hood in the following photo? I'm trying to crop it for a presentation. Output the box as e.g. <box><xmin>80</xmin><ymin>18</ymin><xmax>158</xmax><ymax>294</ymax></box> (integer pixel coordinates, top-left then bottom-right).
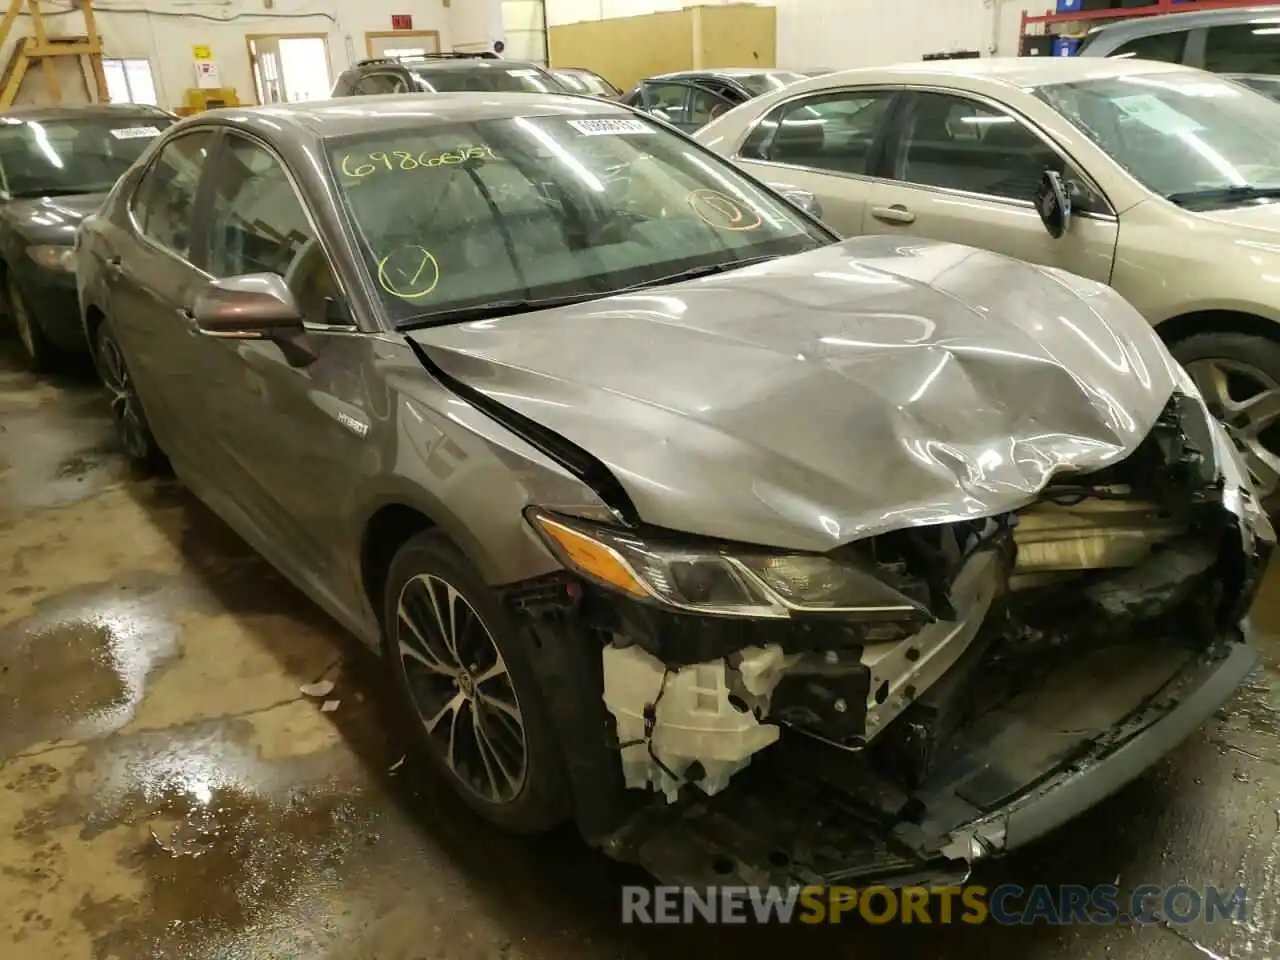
<box><xmin>3</xmin><ymin>193</ymin><xmax>105</xmax><ymax>244</ymax></box>
<box><xmin>408</xmin><ymin>237</ymin><xmax>1181</xmax><ymax>552</ymax></box>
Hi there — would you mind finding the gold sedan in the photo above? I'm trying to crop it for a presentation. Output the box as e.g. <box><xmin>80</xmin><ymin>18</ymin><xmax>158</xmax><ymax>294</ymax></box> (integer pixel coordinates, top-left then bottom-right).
<box><xmin>696</xmin><ymin>56</ymin><xmax>1280</xmax><ymax>509</ymax></box>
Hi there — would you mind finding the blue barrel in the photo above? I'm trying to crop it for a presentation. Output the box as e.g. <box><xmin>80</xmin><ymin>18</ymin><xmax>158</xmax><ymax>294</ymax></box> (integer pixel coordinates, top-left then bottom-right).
<box><xmin>1053</xmin><ymin>36</ymin><xmax>1081</xmax><ymax>56</ymax></box>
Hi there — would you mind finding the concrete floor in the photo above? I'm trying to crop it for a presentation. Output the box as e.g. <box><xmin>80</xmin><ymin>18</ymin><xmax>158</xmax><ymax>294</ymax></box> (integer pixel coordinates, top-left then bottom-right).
<box><xmin>2</xmin><ymin>339</ymin><xmax>1279</xmax><ymax>960</ymax></box>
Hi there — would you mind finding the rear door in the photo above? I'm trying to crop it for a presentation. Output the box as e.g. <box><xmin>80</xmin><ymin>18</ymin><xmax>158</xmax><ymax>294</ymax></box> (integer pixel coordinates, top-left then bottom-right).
<box><xmin>863</xmin><ymin>89</ymin><xmax>1117</xmax><ymax>283</ymax></box>
<box><xmin>731</xmin><ymin>88</ymin><xmax>900</xmax><ymax>236</ymax></box>
<box><xmin>105</xmin><ymin>128</ymin><xmax>221</xmax><ymax>468</ymax></box>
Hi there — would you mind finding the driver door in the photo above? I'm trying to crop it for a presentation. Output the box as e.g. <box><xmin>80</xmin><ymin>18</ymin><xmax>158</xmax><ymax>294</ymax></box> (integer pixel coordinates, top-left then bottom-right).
<box><xmin>865</xmin><ymin>90</ymin><xmax>1118</xmax><ymax>283</ymax></box>
<box><xmin>190</xmin><ymin>130</ymin><xmax>372</xmax><ymax>612</ymax></box>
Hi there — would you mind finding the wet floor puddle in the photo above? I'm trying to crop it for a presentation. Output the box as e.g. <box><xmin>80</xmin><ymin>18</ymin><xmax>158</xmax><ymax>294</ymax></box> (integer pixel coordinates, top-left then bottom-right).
<box><xmin>0</xmin><ymin>595</ymin><xmax>178</xmax><ymax>756</ymax></box>
<box><xmin>4</xmin><ymin>724</ymin><xmax>389</xmax><ymax>960</ymax></box>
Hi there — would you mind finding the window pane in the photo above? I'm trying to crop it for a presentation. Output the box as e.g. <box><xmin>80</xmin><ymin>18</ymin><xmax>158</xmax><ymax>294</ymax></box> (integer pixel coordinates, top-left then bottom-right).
<box><xmin>205</xmin><ymin>136</ymin><xmax>340</xmax><ymax>321</ymax></box>
<box><xmin>753</xmin><ymin>91</ymin><xmax>893</xmax><ymax>175</ymax></box>
<box><xmin>688</xmin><ymin>86</ymin><xmax>733</xmax><ymax>126</ymax></box>
<box><xmin>1204</xmin><ymin>23</ymin><xmax>1280</xmax><ymax>74</ymax></box>
<box><xmin>123</xmin><ymin>59</ymin><xmax>158</xmax><ymax>105</ymax></box>
<box><xmin>135</xmin><ymin>132</ymin><xmax>215</xmax><ymax>259</ymax></box>
<box><xmin>1109</xmin><ymin>31</ymin><xmax>1187</xmax><ymax>63</ymax></box>
<box><xmin>894</xmin><ymin>92</ymin><xmax>1061</xmax><ymax>202</ymax></box>
<box><xmin>643</xmin><ymin>82</ymin><xmax>688</xmax><ymax>123</ymax></box>
<box><xmin>103</xmin><ymin>60</ymin><xmax>130</xmax><ymax>103</ymax></box>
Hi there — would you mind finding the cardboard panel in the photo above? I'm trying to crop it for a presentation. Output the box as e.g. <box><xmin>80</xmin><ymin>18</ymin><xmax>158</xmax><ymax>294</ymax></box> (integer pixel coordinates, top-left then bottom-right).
<box><xmin>695</xmin><ymin>3</ymin><xmax>775</xmax><ymax>69</ymax></box>
<box><xmin>549</xmin><ymin>8</ymin><xmax>693</xmax><ymax>90</ymax></box>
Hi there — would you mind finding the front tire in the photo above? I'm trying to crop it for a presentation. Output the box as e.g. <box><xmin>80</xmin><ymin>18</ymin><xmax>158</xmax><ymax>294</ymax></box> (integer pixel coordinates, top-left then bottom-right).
<box><xmin>1175</xmin><ymin>331</ymin><xmax>1280</xmax><ymax>515</ymax></box>
<box><xmin>94</xmin><ymin>319</ymin><xmax>166</xmax><ymax>472</ymax></box>
<box><xmin>7</xmin><ymin>274</ymin><xmax>53</xmax><ymax>372</ymax></box>
<box><xmin>381</xmin><ymin>530</ymin><xmax>569</xmax><ymax>833</ymax></box>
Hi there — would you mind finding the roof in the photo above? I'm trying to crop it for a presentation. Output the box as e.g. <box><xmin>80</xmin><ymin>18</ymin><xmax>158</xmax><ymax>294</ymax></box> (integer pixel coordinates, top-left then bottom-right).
<box><xmin>203</xmin><ymin>91</ymin><xmax>629</xmax><ymax>140</ymax></box>
<box><xmin>357</xmin><ymin>57</ymin><xmax>549</xmax><ymax>74</ymax></box>
<box><xmin>808</xmin><ymin>55</ymin><xmax>1193</xmax><ymax>89</ymax></box>
<box><xmin>0</xmin><ymin>103</ymin><xmax>170</xmax><ymax>122</ymax></box>
<box><xmin>1082</xmin><ymin>4</ymin><xmax>1280</xmax><ymax>41</ymax></box>
<box><xmin>653</xmin><ymin>67</ymin><xmax>808</xmax><ymax>80</ymax></box>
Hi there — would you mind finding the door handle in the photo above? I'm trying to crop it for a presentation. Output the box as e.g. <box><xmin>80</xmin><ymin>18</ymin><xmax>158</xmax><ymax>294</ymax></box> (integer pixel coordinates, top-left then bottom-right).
<box><xmin>104</xmin><ymin>255</ymin><xmax>122</xmax><ymax>276</ymax></box>
<box><xmin>870</xmin><ymin>204</ymin><xmax>916</xmax><ymax>225</ymax></box>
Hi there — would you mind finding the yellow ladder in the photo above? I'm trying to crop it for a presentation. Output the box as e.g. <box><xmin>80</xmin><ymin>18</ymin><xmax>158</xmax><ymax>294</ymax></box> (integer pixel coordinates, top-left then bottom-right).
<box><xmin>0</xmin><ymin>0</ymin><xmax>108</xmax><ymax>106</ymax></box>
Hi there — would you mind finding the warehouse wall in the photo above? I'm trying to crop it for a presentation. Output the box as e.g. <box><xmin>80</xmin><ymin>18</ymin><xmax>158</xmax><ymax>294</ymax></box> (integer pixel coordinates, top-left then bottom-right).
<box><xmin>545</xmin><ymin>0</ymin><xmax>1043</xmax><ymax>67</ymax></box>
<box><xmin>0</xmin><ymin>0</ymin><xmax>507</xmax><ymax>110</ymax></box>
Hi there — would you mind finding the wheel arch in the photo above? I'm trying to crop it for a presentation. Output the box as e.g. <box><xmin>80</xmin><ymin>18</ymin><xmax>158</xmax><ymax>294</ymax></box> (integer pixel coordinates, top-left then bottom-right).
<box><xmin>1155</xmin><ymin>309</ymin><xmax>1280</xmax><ymax>348</ymax></box>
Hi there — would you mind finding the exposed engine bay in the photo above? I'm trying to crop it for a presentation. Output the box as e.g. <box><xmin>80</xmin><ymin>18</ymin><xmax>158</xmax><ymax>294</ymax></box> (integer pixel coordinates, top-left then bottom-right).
<box><xmin>528</xmin><ymin>390</ymin><xmax>1272</xmax><ymax>884</ymax></box>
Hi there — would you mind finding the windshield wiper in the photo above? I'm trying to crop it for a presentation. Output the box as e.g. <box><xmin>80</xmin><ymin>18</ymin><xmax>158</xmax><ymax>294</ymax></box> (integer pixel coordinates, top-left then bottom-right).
<box><xmin>610</xmin><ymin>255</ymin><xmax>780</xmax><ymax>293</ymax></box>
<box><xmin>396</xmin><ymin>256</ymin><xmax>779</xmax><ymax>330</ymax></box>
<box><xmin>7</xmin><ymin>187</ymin><xmax>101</xmax><ymax>199</ymax></box>
<box><xmin>1166</xmin><ymin>185</ymin><xmax>1280</xmax><ymax>208</ymax></box>
<box><xmin>397</xmin><ymin>292</ymin><xmax>608</xmax><ymax>330</ymax></box>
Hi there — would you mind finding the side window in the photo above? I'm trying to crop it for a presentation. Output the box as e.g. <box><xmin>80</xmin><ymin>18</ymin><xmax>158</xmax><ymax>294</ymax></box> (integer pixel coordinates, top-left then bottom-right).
<box><xmin>204</xmin><ymin>135</ymin><xmax>345</xmax><ymax>324</ymax></box>
<box><xmin>354</xmin><ymin>73</ymin><xmax>399</xmax><ymax>95</ymax></box>
<box><xmin>1203</xmin><ymin>23</ymin><xmax>1280</xmax><ymax>74</ymax></box>
<box><xmin>893</xmin><ymin>92</ymin><xmax>1093</xmax><ymax>207</ymax></box>
<box><xmin>642</xmin><ymin>82</ymin><xmax>690</xmax><ymax>124</ymax></box>
<box><xmin>131</xmin><ymin>131</ymin><xmax>216</xmax><ymax>260</ymax></box>
<box><xmin>1109</xmin><ymin>30</ymin><xmax>1189</xmax><ymax>63</ymax></box>
<box><xmin>688</xmin><ymin>84</ymin><xmax>736</xmax><ymax>126</ymax></box>
<box><xmin>740</xmin><ymin>90</ymin><xmax>895</xmax><ymax>176</ymax></box>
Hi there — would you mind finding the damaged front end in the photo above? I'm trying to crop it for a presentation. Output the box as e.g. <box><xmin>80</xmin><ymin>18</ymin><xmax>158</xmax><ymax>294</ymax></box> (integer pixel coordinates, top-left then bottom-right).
<box><xmin>507</xmin><ymin>389</ymin><xmax>1272</xmax><ymax>887</ymax></box>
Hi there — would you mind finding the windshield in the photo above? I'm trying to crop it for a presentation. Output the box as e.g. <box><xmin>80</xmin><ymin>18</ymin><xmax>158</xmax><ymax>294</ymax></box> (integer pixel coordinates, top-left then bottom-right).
<box><xmin>408</xmin><ymin>64</ymin><xmax>566</xmax><ymax>94</ymax></box>
<box><xmin>1229</xmin><ymin>74</ymin><xmax>1280</xmax><ymax>103</ymax></box>
<box><xmin>326</xmin><ymin>114</ymin><xmax>830</xmax><ymax>326</ymax></box>
<box><xmin>735</xmin><ymin>72</ymin><xmax>811</xmax><ymax>97</ymax></box>
<box><xmin>1035</xmin><ymin>72</ymin><xmax>1280</xmax><ymax>206</ymax></box>
<box><xmin>0</xmin><ymin>114</ymin><xmax>171</xmax><ymax>197</ymax></box>
<box><xmin>555</xmin><ymin>70</ymin><xmax>617</xmax><ymax>97</ymax></box>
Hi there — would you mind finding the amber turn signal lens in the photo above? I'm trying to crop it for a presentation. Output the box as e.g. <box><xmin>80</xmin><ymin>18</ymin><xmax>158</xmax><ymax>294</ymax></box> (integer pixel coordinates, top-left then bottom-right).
<box><xmin>532</xmin><ymin>516</ymin><xmax>649</xmax><ymax>597</ymax></box>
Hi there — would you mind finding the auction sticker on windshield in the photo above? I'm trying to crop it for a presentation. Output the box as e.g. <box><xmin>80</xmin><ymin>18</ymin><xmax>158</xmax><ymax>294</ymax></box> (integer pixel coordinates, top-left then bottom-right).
<box><xmin>568</xmin><ymin>117</ymin><xmax>653</xmax><ymax>136</ymax></box>
<box><xmin>109</xmin><ymin>126</ymin><xmax>162</xmax><ymax>140</ymax></box>
<box><xmin>1111</xmin><ymin>95</ymin><xmax>1203</xmax><ymax>135</ymax></box>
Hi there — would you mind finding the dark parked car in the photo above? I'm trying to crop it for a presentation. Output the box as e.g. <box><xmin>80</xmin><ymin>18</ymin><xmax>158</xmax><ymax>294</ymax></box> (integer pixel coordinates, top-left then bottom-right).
<box><xmin>0</xmin><ymin>103</ymin><xmax>173</xmax><ymax>369</ymax></box>
<box><xmin>331</xmin><ymin>52</ymin><xmax>569</xmax><ymax>97</ymax></box>
<box><xmin>1077</xmin><ymin>5</ymin><xmax>1280</xmax><ymax>75</ymax></box>
<box><xmin>75</xmin><ymin>93</ymin><xmax>1271</xmax><ymax>887</ymax></box>
<box><xmin>622</xmin><ymin>68</ymin><xmax>827</xmax><ymax>132</ymax></box>
<box><xmin>550</xmin><ymin>67</ymin><xmax>622</xmax><ymax>98</ymax></box>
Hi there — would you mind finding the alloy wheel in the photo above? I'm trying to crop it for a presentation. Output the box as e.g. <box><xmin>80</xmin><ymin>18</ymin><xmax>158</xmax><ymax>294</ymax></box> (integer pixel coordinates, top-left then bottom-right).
<box><xmin>1186</xmin><ymin>357</ymin><xmax>1280</xmax><ymax>499</ymax></box>
<box><xmin>96</xmin><ymin>332</ymin><xmax>150</xmax><ymax>461</ymax></box>
<box><xmin>395</xmin><ymin>573</ymin><xmax>528</xmax><ymax>805</ymax></box>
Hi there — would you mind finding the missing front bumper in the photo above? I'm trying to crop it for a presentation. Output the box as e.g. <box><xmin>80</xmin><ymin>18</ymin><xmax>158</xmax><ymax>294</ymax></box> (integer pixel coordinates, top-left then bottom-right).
<box><xmin>600</xmin><ymin>624</ymin><xmax>1257</xmax><ymax>888</ymax></box>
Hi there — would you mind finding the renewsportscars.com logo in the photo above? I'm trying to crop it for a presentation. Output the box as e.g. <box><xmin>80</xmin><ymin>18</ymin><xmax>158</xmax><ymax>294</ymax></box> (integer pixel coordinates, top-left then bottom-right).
<box><xmin>621</xmin><ymin>884</ymin><xmax>1249</xmax><ymax>926</ymax></box>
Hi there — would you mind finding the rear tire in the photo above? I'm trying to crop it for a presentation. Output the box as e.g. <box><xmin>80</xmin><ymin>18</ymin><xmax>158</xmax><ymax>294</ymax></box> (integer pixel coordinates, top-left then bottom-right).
<box><xmin>381</xmin><ymin>530</ymin><xmax>569</xmax><ymax>833</ymax></box>
<box><xmin>1173</xmin><ymin>331</ymin><xmax>1280</xmax><ymax>515</ymax></box>
<box><xmin>94</xmin><ymin>319</ymin><xmax>167</xmax><ymax>472</ymax></box>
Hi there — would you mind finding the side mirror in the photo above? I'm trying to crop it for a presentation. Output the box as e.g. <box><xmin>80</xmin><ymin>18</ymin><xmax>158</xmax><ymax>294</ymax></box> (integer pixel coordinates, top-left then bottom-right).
<box><xmin>770</xmin><ymin>183</ymin><xmax>824</xmax><ymax>220</ymax></box>
<box><xmin>1035</xmin><ymin>169</ymin><xmax>1072</xmax><ymax>239</ymax></box>
<box><xmin>191</xmin><ymin>273</ymin><xmax>316</xmax><ymax>366</ymax></box>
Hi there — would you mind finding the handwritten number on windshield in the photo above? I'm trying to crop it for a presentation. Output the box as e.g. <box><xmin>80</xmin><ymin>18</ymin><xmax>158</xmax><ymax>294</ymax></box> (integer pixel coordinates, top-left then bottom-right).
<box><xmin>340</xmin><ymin>145</ymin><xmax>498</xmax><ymax>179</ymax></box>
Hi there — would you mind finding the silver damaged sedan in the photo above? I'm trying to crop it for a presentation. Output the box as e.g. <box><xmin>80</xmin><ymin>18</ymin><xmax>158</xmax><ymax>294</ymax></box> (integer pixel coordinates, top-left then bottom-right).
<box><xmin>74</xmin><ymin>94</ymin><xmax>1274</xmax><ymax>887</ymax></box>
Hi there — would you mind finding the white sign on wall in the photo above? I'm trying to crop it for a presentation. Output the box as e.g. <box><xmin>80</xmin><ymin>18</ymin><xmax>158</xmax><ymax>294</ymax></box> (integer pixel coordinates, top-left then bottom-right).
<box><xmin>194</xmin><ymin>59</ymin><xmax>221</xmax><ymax>89</ymax></box>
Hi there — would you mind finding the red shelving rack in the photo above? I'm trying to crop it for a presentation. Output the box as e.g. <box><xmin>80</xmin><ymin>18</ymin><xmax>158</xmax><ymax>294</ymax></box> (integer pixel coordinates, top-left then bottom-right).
<box><xmin>1021</xmin><ymin>0</ymin><xmax>1280</xmax><ymax>41</ymax></box>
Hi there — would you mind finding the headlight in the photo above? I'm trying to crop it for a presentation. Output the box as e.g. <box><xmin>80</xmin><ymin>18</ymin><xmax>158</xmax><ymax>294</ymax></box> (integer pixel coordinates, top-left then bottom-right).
<box><xmin>26</xmin><ymin>245</ymin><xmax>75</xmax><ymax>272</ymax></box>
<box><xmin>527</xmin><ymin>509</ymin><xmax>931</xmax><ymax>621</ymax></box>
